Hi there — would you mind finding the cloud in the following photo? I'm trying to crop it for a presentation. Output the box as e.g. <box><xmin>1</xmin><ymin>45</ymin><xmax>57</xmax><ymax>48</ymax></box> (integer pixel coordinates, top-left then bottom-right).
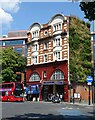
<box><xmin>0</xmin><ymin>0</ymin><xmax>21</xmax><ymax>13</ymax></box>
<box><xmin>0</xmin><ymin>8</ymin><xmax>13</xmax><ymax>25</ymax></box>
<box><xmin>0</xmin><ymin>0</ymin><xmax>21</xmax><ymax>30</ymax></box>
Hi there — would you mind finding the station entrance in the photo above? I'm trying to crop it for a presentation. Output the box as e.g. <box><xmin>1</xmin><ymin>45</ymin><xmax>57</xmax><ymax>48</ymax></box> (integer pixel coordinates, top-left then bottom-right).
<box><xmin>42</xmin><ymin>81</ymin><xmax>64</xmax><ymax>101</ymax></box>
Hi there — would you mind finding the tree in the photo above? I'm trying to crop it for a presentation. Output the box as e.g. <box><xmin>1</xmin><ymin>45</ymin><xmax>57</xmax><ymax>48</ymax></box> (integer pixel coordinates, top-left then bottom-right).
<box><xmin>80</xmin><ymin>2</ymin><xmax>95</xmax><ymax>21</ymax></box>
<box><xmin>0</xmin><ymin>47</ymin><xmax>26</xmax><ymax>82</ymax></box>
<box><xmin>69</xmin><ymin>16</ymin><xmax>91</xmax><ymax>83</ymax></box>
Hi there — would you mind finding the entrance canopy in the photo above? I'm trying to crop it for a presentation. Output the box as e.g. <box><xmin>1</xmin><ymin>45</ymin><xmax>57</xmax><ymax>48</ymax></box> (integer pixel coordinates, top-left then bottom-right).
<box><xmin>42</xmin><ymin>80</ymin><xmax>64</xmax><ymax>85</ymax></box>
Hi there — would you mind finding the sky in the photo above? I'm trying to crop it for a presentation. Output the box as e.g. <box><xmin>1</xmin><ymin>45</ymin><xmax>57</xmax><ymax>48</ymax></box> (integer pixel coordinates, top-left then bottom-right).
<box><xmin>0</xmin><ymin>0</ymin><xmax>94</xmax><ymax>36</ymax></box>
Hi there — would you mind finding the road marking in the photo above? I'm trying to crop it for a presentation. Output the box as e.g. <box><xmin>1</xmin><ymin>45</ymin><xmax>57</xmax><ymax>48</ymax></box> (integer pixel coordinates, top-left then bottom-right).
<box><xmin>62</xmin><ymin>107</ymin><xmax>73</xmax><ymax>110</ymax></box>
<box><xmin>28</xmin><ymin>116</ymin><xmax>40</xmax><ymax>119</ymax></box>
<box><xmin>86</xmin><ymin>107</ymin><xmax>90</xmax><ymax>108</ymax></box>
<box><xmin>60</xmin><ymin>110</ymin><xmax>83</xmax><ymax>116</ymax></box>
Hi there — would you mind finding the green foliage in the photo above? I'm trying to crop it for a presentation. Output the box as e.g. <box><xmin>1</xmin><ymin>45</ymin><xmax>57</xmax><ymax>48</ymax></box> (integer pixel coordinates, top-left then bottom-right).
<box><xmin>80</xmin><ymin>2</ymin><xmax>95</xmax><ymax>21</ymax></box>
<box><xmin>69</xmin><ymin>16</ymin><xmax>91</xmax><ymax>83</ymax></box>
<box><xmin>0</xmin><ymin>47</ymin><xmax>26</xmax><ymax>82</ymax></box>
<box><xmin>2</xmin><ymin>68</ymin><xmax>16</xmax><ymax>82</ymax></box>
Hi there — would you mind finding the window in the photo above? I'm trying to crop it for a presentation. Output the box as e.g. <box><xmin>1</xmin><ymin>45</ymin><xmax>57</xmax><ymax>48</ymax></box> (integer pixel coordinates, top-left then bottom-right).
<box><xmin>25</xmin><ymin>45</ymin><xmax>27</xmax><ymax>57</ymax></box>
<box><xmin>0</xmin><ymin>41</ymin><xmax>2</xmax><ymax>46</ymax></box>
<box><xmin>2</xmin><ymin>83</ymin><xmax>14</xmax><ymax>88</ymax></box>
<box><xmin>44</xmin><ymin>54</ymin><xmax>48</xmax><ymax>62</ymax></box>
<box><xmin>53</xmin><ymin>23</ymin><xmax>62</xmax><ymax>32</ymax></box>
<box><xmin>2</xmin><ymin>40</ymin><xmax>24</xmax><ymax>46</ymax></box>
<box><xmin>15</xmin><ymin>83</ymin><xmax>23</xmax><ymax>90</ymax></box>
<box><xmin>35</xmin><ymin>44</ymin><xmax>37</xmax><ymax>51</ymax></box>
<box><xmin>50</xmin><ymin>70</ymin><xmax>64</xmax><ymax>80</ymax></box>
<box><xmin>5</xmin><ymin>41</ymin><xmax>10</xmax><ymax>46</ymax></box>
<box><xmin>93</xmin><ymin>35</ymin><xmax>95</xmax><ymax>40</ymax></box>
<box><xmin>54</xmin><ymin>38</ymin><xmax>60</xmax><ymax>46</ymax></box>
<box><xmin>44</xmin><ymin>30</ymin><xmax>48</xmax><ymax>36</ymax></box>
<box><xmin>44</xmin><ymin>42</ymin><xmax>48</xmax><ymax>50</ymax></box>
<box><xmin>32</xmin><ymin>30</ymin><xmax>39</xmax><ymax>38</ymax></box>
<box><xmin>59</xmin><ymin>23</ymin><xmax>61</xmax><ymax>30</ymax></box>
<box><xmin>14</xmin><ymin>48</ymin><xmax>23</xmax><ymax>55</ymax></box>
<box><xmin>44</xmin><ymin>71</ymin><xmax>47</xmax><ymax>78</ymax></box>
<box><xmin>32</xmin><ymin>44</ymin><xmax>38</xmax><ymax>52</ymax></box>
<box><xmin>56</xmin><ymin>39</ymin><xmax>60</xmax><ymax>46</ymax></box>
<box><xmin>54</xmin><ymin>52</ymin><xmax>60</xmax><ymax>60</ymax></box>
<box><xmin>32</xmin><ymin>56</ymin><xmax>37</xmax><ymax>63</ymax></box>
<box><xmin>2</xmin><ymin>42</ymin><xmax>5</xmax><ymax>46</ymax></box>
<box><xmin>29</xmin><ymin>73</ymin><xmax>40</xmax><ymax>82</ymax></box>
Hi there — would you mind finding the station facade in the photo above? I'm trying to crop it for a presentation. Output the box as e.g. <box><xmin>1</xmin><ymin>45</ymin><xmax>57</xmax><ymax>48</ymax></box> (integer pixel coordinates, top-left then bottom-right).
<box><xmin>26</xmin><ymin>14</ymin><xmax>69</xmax><ymax>102</ymax></box>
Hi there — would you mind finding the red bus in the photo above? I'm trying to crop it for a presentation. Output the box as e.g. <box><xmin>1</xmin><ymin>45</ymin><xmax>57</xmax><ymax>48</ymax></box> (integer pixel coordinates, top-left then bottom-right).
<box><xmin>0</xmin><ymin>82</ymin><xmax>24</xmax><ymax>102</ymax></box>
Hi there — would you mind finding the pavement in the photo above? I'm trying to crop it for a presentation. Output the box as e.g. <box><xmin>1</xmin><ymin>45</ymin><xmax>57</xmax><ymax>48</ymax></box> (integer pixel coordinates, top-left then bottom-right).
<box><xmin>42</xmin><ymin>100</ymin><xmax>94</xmax><ymax>106</ymax></box>
<box><xmin>63</xmin><ymin>101</ymin><xmax>94</xmax><ymax>106</ymax></box>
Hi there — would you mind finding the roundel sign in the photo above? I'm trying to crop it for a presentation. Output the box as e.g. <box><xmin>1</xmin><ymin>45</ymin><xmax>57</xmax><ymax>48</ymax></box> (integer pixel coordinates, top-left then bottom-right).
<box><xmin>86</xmin><ymin>76</ymin><xmax>93</xmax><ymax>85</ymax></box>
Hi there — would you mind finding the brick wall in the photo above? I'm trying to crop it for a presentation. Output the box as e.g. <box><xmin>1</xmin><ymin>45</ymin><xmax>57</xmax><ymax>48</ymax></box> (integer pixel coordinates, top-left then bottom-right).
<box><xmin>68</xmin><ymin>83</ymin><xmax>93</xmax><ymax>104</ymax></box>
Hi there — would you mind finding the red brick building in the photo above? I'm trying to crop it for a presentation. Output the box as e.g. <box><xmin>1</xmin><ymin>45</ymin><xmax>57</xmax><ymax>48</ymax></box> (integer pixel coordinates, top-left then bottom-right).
<box><xmin>26</xmin><ymin>14</ymin><xmax>69</xmax><ymax>102</ymax></box>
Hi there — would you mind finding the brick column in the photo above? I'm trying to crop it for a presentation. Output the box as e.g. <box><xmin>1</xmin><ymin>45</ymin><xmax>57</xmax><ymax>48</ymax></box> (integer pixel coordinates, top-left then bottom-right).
<box><xmin>64</xmin><ymin>84</ymin><xmax>68</xmax><ymax>102</ymax></box>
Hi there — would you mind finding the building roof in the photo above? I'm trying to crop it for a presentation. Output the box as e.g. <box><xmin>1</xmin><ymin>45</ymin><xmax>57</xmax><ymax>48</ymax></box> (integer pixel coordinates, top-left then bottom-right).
<box><xmin>0</xmin><ymin>30</ymin><xmax>28</xmax><ymax>41</ymax></box>
<box><xmin>8</xmin><ymin>30</ymin><xmax>27</xmax><ymax>37</ymax></box>
<box><xmin>0</xmin><ymin>36</ymin><xmax>27</xmax><ymax>41</ymax></box>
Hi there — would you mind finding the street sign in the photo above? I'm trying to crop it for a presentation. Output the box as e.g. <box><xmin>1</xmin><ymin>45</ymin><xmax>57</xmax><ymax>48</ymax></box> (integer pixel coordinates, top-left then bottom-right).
<box><xmin>87</xmin><ymin>82</ymin><xmax>92</xmax><ymax>85</ymax></box>
<box><xmin>86</xmin><ymin>76</ymin><xmax>93</xmax><ymax>83</ymax></box>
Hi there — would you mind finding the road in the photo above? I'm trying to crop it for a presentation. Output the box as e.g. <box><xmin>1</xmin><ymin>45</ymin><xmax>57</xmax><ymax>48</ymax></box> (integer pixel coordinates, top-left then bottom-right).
<box><xmin>1</xmin><ymin>101</ymin><xmax>94</xmax><ymax>120</ymax></box>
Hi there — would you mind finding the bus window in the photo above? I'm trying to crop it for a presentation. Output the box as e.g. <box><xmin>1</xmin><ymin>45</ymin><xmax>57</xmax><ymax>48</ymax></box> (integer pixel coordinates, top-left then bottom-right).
<box><xmin>14</xmin><ymin>83</ymin><xmax>24</xmax><ymax>97</ymax></box>
<box><xmin>14</xmin><ymin>90</ymin><xmax>22</xmax><ymax>97</ymax></box>
<box><xmin>9</xmin><ymin>84</ymin><xmax>13</xmax><ymax>88</ymax></box>
<box><xmin>2</xmin><ymin>92</ymin><xmax>6</xmax><ymax>96</ymax></box>
<box><xmin>2</xmin><ymin>83</ymin><xmax>14</xmax><ymax>88</ymax></box>
<box><xmin>15</xmin><ymin>83</ymin><xmax>23</xmax><ymax>90</ymax></box>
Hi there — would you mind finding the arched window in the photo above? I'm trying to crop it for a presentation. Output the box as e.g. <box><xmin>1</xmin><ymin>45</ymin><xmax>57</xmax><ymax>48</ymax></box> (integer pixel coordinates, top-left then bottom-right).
<box><xmin>50</xmin><ymin>70</ymin><xmax>64</xmax><ymax>80</ymax></box>
<box><xmin>29</xmin><ymin>73</ymin><xmax>40</xmax><ymax>82</ymax></box>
